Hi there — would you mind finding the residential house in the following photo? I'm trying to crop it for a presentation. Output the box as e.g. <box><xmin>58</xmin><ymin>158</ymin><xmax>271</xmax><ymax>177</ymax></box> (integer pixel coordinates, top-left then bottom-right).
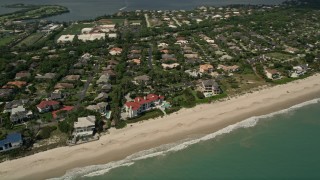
<box><xmin>63</xmin><ymin>75</ymin><xmax>80</xmax><ymax>82</ymax></box>
<box><xmin>100</xmin><ymin>84</ymin><xmax>112</xmax><ymax>93</ymax></box>
<box><xmin>15</xmin><ymin>72</ymin><xmax>31</xmax><ymax>80</ymax></box>
<box><xmin>265</xmin><ymin>69</ymin><xmax>281</xmax><ymax>80</ymax></box>
<box><xmin>124</xmin><ymin>94</ymin><xmax>165</xmax><ymax>118</ymax></box>
<box><xmin>81</xmin><ymin>28</ymin><xmax>93</xmax><ymax>34</ymax></box>
<box><xmin>78</xmin><ymin>33</ymin><xmax>105</xmax><ymax>42</ymax></box>
<box><xmin>109</xmin><ymin>47</ymin><xmax>123</xmax><ymax>56</ymax></box>
<box><xmin>94</xmin><ymin>92</ymin><xmax>109</xmax><ymax>102</ymax></box>
<box><xmin>3</xmin><ymin>99</ymin><xmax>29</xmax><ymax>113</ymax></box>
<box><xmin>57</xmin><ymin>35</ymin><xmax>75</xmax><ymax>43</ymax></box>
<box><xmin>86</xmin><ymin>102</ymin><xmax>108</xmax><ymax>115</ymax></box>
<box><xmin>127</xmin><ymin>53</ymin><xmax>141</xmax><ymax>60</ymax></box>
<box><xmin>3</xmin><ymin>81</ymin><xmax>27</xmax><ymax>89</ymax></box>
<box><xmin>51</xmin><ymin>90</ymin><xmax>63</xmax><ymax>100</ymax></box>
<box><xmin>54</xmin><ymin>83</ymin><xmax>74</xmax><ymax>90</ymax></box>
<box><xmin>185</xmin><ymin>70</ymin><xmax>202</xmax><ymax>78</ymax></box>
<box><xmin>36</xmin><ymin>100</ymin><xmax>60</xmax><ymax>113</ymax></box>
<box><xmin>184</xmin><ymin>53</ymin><xmax>199</xmax><ymax>59</ymax></box>
<box><xmin>162</xmin><ymin>63</ymin><xmax>180</xmax><ymax>69</ymax></box>
<box><xmin>199</xmin><ymin>79</ymin><xmax>222</xmax><ymax>97</ymax></box>
<box><xmin>108</xmin><ymin>60</ymin><xmax>119</xmax><ymax>65</ymax></box>
<box><xmin>0</xmin><ymin>89</ymin><xmax>14</xmax><ymax>99</ymax></box>
<box><xmin>199</xmin><ymin>64</ymin><xmax>214</xmax><ymax>73</ymax></box>
<box><xmin>290</xmin><ymin>65</ymin><xmax>308</xmax><ymax>78</ymax></box>
<box><xmin>0</xmin><ymin>133</ymin><xmax>23</xmax><ymax>152</ymax></box>
<box><xmin>217</xmin><ymin>64</ymin><xmax>240</xmax><ymax>72</ymax></box>
<box><xmin>35</xmin><ymin>73</ymin><xmax>56</xmax><ymax>80</ymax></box>
<box><xmin>73</xmin><ymin>116</ymin><xmax>96</xmax><ymax>137</ymax></box>
<box><xmin>10</xmin><ymin>105</ymin><xmax>33</xmax><ymax>123</ymax></box>
<box><xmin>158</xmin><ymin>42</ymin><xmax>169</xmax><ymax>49</ymax></box>
<box><xmin>220</xmin><ymin>55</ymin><xmax>233</xmax><ymax>61</ymax></box>
<box><xmin>134</xmin><ymin>75</ymin><xmax>150</xmax><ymax>84</ymax></box>
<box><xmin>108</xmin><ymin>33</ymin><xmax>117</xmax><ymax>38</ymax></box>
<box><xmin>97</xmin><ymin>74</ymin><xmax>110</xmax><ymax>84</ymax></box>
<box><xmin>161</xmin><ymin>54</ymin><xmax>176</xmax><ymax>61</ymax></box>
<box><xmin>103</xmin><ymin>70</ymin><xmax>116</xmax><ymax>79</ymax></box>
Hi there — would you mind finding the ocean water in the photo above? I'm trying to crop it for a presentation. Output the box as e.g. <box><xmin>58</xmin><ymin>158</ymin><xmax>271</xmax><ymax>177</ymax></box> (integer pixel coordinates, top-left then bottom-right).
<box><xmin>0</xmin><ymin>0</ymin><xmax>286</xmax><ymax>21</ymax></box>
<box><xmin>54</xmin><ymin>98</ymin><xmax>320</xmax><ymax>180</ymax></box>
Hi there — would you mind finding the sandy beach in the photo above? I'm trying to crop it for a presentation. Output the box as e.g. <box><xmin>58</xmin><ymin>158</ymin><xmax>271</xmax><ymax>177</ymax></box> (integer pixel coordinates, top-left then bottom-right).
<box><xmin>0</xmin><ymin>74</ymin><xmax>320</xmax><ymax>180</ymax></box>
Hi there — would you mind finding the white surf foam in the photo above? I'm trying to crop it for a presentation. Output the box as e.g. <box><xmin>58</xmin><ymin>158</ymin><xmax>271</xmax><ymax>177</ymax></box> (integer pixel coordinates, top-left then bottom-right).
<box><xmin>50</xmin><ymin>98</ymin><xmax>320</xmax><ymax>180</ymax></box>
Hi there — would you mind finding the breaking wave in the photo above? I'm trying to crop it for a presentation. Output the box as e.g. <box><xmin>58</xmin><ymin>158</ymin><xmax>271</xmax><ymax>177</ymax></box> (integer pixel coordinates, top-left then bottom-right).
<box><xmin>50</xmin><ymin>98</ymin><xmax>320</xmax><ymax>180</ymax></box>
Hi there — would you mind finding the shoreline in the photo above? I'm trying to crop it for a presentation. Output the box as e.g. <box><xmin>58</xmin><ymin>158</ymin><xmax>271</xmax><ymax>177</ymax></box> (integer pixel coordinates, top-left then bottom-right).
<box><xmin>1</xmin><ymin>74</ymin><xmax>320</xmax><ymax>179</ymax></box>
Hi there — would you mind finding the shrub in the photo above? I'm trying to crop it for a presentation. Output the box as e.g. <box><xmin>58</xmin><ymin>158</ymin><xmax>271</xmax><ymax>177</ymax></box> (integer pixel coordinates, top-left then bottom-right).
<box><xmin>37</xmin><ymin>126</ymin><xmax>57</xmax><ymax>140</ymax></box>
<box><xmin>196</xmin><ymin>91</ymin><xmax>205</xmax><ymax>99</ymax></box>
<box><xmin>58</xmin><ymin>120</ymin><xmax>72</xmax><ymax>134</ymax></box>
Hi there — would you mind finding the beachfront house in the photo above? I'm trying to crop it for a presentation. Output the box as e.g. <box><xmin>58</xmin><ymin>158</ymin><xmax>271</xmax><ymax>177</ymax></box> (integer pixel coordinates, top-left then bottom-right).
<box><xmin>199</xmin><ymin>79</ymin><xmax>222</xmax><ymax>97</ymax></box>
<box><xmin>124</xmin><ymin>94</ymin><xmax>165</xmax><ymax>118</ymax></box>
<box><xmin>73</xmin><ymin>116</ymin><xmax>96</xmax><ymax>137</ymax></box>
<box><xmin>265</xmin><ymin>69</ymin><xmax>281</xmax><ymax>80</ymax></box>
<box><xmin>290</xmin><ymin>65</ymin><xmax>308</xmax><ymax>78</ymax></box>
<box><xmin>0</xmin><ymin>133</ymin><xmax>23</xmax><ymax>152</ymax></box>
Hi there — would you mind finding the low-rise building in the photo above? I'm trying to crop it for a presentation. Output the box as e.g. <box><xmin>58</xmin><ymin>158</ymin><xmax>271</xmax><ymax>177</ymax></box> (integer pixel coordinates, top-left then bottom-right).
<box><xmin>15</xmin><ymin>72</ymin><xmax>31</xmax><ymax>80</ymax></box>
<box><xmin>86</xmin><ymin>102</ymin><xmax>108</xmax><ymax>115</ymax></box>
<box><xmin>73</xmin><ymin>116</ymin><xmax>96</xmax><ymax>137</ymax></box>
<box><xmin>162</xmin><ymin>63</ymin><xmax>180</xmax><ymax>69</ymax></box>
<box><xmin>199</xmin><ymin>79</ymin><xmax>222</xmax><ymax>97</ymax></box>
<box><xmin>36</xmin><ymin>100</ymin><xmax>60</xmax><ymax>113</ymax></box>
<box><xmin>217</xmin><ymin>64</ymin><xmax>240</xmax><ymax>72</ymax></box>
<box><xmin>124</xmin><ymin>94</ymin><xmax>164</xmax><ymax>118</ymax></box>
<box><xmin>57</xmin><ymin>35</ymin><xmax>75</xmax><ymax>43</ymax></box>
<box><xmin>0</xmin><ymin>133</ymin><xmax>23</xmax><ymax>152</ymax></box>
<box><xmin>109</xmin><ymin>47</ymin><xmax>123</xmax><ymax>56</ymax></box>
<box><xmin>10</xmin><ymin>105</ymin><xmax>33</xmax><ymax>123</ymax></box>
<box><xmin>199</xmin><ymin>64</ymin><xmax>214</xmax><ymax>73</ymax></box>
<box><xmin>290</xmin><ymin>65</ymin><xmax>308</xmax><ymax>78</ymax></box>
<box><xmin>52</xmin><ymin>106</ymin><xmax>74</xmax><ymax>119</ymax></box>
<box><xmin>78</xmin><ymin>33</ymin><xmax>105</xmax><ymax>42</ymax></box>
<box><xmin>265</xmin><ymin>69</ymin><xmax>281</xmax><ymax>80</ymax></box>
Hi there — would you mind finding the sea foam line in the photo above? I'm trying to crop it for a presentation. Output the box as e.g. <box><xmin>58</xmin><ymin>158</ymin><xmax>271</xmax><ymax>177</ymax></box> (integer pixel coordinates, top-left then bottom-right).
<box><xmin>50</xmin><ymin>98</ymin><xmax>320</xmax><ymax>180</ymax></box>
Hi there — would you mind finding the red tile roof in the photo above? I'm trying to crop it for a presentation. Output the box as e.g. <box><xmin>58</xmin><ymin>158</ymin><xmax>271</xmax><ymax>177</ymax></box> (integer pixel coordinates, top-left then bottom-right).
<box><xmin>3</xmin><ymin>81</ymin><xmax>27</xmax><ymax>89</ymax></box>
<box><xmin>125</xmin><ymin>94</ymin><xmax>164</xmax><ymax>110</ymax></box>
<box><xmin>37</xmin><ymin>100</ymin><xmax>60</xmax><ymax>109</ymax></box>
<box><xmin>52</xmin><ymin>106</ymin><xmax>74</xmax><ymax>119</ymax></box>
<box><xmin>125</xmin><ymin>102</ymin><xmax>141</xmax><ymax>110</ymax></box>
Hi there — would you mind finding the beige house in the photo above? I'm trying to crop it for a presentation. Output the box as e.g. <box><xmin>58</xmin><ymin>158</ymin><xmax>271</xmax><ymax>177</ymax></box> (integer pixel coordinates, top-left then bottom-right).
<box><xmin>265</xmin><ymin>69</ymin><xmax>281</xmax><ymax>80</ymax></box>
<box><xmin>73</xmin><ymin>116</ymin><xmax>96</xmax><ymax>137</ymax></box>
<box><xmin>217</xmin><ymin>64</ymin><xmax>240</xmax><ymax>72</ymax></box>
<box><xmin>199</xmin><ymin>64</ymin><xmax>214</xmax><ymax>73</ymax></box>
<box><xmin>199</xmin><ymin>79</ymin><xmax>222</xmax><ymax>97</ymax></box>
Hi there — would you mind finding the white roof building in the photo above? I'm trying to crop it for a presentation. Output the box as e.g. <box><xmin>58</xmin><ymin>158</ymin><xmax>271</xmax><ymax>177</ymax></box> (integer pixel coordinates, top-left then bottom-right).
<box><xmin>78</xmin><ymin>33</ymin><xmax>105</xmax><ymax>42</ymax></box>
<box><xmin>57</xmin><ymin>35</ymin><xmax>75</xmax><ymax>43</ymax></box>
<box><xmin>74</xmin><ymin>116</ymin><xmax>96</xmax><ymax>137</ymax></box>
<box><xmin>108</xmin><ymin>33</ymin><xmax>117</xmax><ymax>38</ymax></box>
<box><xmin>81</xmin><ymin>28</ymin><xmax>93</xmax><ymax>34</ymax></box>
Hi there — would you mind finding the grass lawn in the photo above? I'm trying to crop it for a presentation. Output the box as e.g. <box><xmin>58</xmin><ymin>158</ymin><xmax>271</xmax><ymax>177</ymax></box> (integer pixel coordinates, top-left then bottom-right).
<box><xmin>59</xmin><ymin>23</ymin><xmax>95</xmax><ymax>35</ymax></box>
<box><xmin>39</xmin><ymin>112</ymin><xmax>53</xmax><ymax>122</ymax></box>
<box><xmin>98</xmin><ymin>19</ymin><xmax>125</xmax><ymax>25</ymax></box>
<box><xmin>0</xmin><ymin>35</ymin><xmax>18</xmax><ymax>46</ymax></box>
<box><xmin>265</xmin><ymin>52</ymin><xmax>294</xmax><ymax>60</ymax></box>
<box><xmin>16</xmin><ymin>32</ymin><xmax>45</xmax><ymax>47</ymax></box>
<box><xmin>127</xmin><ymin>109</ymin><xmax>164</xmax><ymax>123</ymax></box>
